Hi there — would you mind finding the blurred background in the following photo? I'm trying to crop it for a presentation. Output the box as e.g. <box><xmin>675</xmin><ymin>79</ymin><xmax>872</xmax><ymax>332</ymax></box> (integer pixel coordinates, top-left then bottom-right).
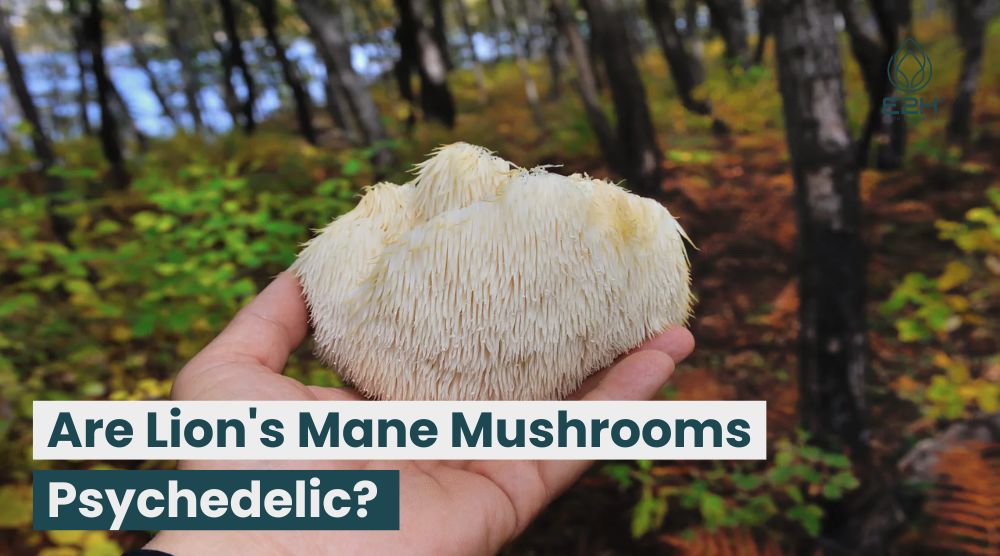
<box><xmin>0</xmin><ymin>0</ymin><xmax>998</xmax><ymax>554</ymax></box>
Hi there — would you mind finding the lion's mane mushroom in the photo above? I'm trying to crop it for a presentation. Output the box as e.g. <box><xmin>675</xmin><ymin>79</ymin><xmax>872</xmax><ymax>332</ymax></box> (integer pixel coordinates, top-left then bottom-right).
<box><xmin>293</xmin><ymin>143</ymin><xmax>692</xmax><ymax>400</ymax></box>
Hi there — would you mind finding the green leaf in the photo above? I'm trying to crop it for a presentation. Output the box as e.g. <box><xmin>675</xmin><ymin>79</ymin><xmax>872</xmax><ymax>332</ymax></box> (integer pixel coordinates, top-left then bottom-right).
<box><xmin>93</xmin><ymin>219</ymin><xmax>122</xmax><ymax>235</ymax></box>
<box><xmin>0</xmin><ymin>293</ymin><xmax>39</xmax><ymax>317</ymax></box>
<box><xmin>896</xmin><ymin>318</ymin><xmax>931</xmax><ymax>342</ymax></box>
<box><xmin>630</xmin><ymin>486</ymin><xmax>667</xmax><ymax>538</ymax></box>
<box><xmin>48</xmin><ymin>529</ymin><xmax>86</xmax><ymax>546</ymax></box>
<box><xmin>986</xmin><ymin>188</ymin><xmax>1000</xmax><ymax>208</ymax></box>
<box><xmin>602</xmin><ymin>463</ymin><xmax>633</xmax><ymax>489</ymax></box>
<box><xmin>342</xmin><ymin>158</ymin><xmax>362</xmax><ymax>177</ymax></box>
<box><xmin>47</xmin><ymin>166</ymin><xmax>98</xmax><ymax>179</ymax></box>
<box><xmin>698</xmin><ymin>492</ymin><xmax>727</xmax><ymax>526</ymax></box>
<box><xmin>730</xmin><ymin>472</ymin><xmax>763</xmax><ymax>490</ymax></box>
<box><xmin>821</xmin><ymin>452</ymin><xmax>851</xmax><ymax>468</ymax></box>
<box><xmin>830</xmin><ymin>471</ymin><xmax>860</xmax><ymax>491</ymax></box>
<box><xmin>0</xmin><ymin>484</ymin><xmax>32</xmax><ymax>527</ymax></box>
<box><xmin>132</xmin><ymin>211</ymin><xmax>159</xmax><ymax>231</ymax></box>
<box><xmin>785</xmin><ymin>485</ymin><xmax>804</xmax><ymax>504</ymax></box>
<box><xmin>787</xmin><ymin>504</ymin><xmax>824</xmax><ymax>537</ymax></box>
<box><xmin>131</xmin><ymin>312</ymin><xmax>158</xmax><ymax>338</ymax></box>
<box><xmin>822</xmin><ymin>483</ymin><xmax>843</xmax><ymax>499</ymax></box>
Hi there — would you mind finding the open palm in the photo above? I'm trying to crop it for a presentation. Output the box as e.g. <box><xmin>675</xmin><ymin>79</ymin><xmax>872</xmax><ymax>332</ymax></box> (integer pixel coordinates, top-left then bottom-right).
<box><xmin>146</xmin><ymin>272</ymin><xmax>694</xmax><ymax>555</ymax></box>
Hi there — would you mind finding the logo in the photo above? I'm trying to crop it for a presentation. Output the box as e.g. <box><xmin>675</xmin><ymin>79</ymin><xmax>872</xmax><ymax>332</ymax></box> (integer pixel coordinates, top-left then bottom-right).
<box><xmin>882</xmin><ymin>36</ymin><xmax>942</xmax><ymax>120</ymax></box>
<box><xmin>887</xmin><ymin>37</ymin><xmax>932</xmax><ymax>93</ymax></box>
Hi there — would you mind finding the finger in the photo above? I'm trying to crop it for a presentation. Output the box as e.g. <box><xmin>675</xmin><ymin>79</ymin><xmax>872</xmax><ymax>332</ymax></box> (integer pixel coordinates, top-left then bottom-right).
<box><xmin>570</xmin><ymin>327</ymin><xmax>692</xmax><ymax>400</ymax></box>
<box><xmin>187</xmin><ymin>272</ymin><xmax>309</xmax><ymax>373</ymax></box>
<box><xmin>539</xmin><ymin>349</ymin><xmax>676</xmax><ymax>497</ymax></box>
<box><xmin>582</xmin><ymin>349</ymin><xmax>675</xmax><ymax>401</ymax></box>
<box><xmin>307</xmin><ymin>385</ymin><xmax>365</xmax><ymax>401</ymax></box>
<box><xmin>633</xmin><ymin>326</ymin><xmax>695</xmax><ymax>362</ymax></box>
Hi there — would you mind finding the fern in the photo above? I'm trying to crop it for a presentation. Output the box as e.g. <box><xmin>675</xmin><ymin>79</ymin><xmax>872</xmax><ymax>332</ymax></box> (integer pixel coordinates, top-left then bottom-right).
<box><xmin>659</xmin><ymin>527</ymin><xmax>794</xmax><ymax>556</ymax></box>
<box><xmin>922</xmin><ymin>441</ymin><xmax>1000</xmax><ymax>555</ymax></box>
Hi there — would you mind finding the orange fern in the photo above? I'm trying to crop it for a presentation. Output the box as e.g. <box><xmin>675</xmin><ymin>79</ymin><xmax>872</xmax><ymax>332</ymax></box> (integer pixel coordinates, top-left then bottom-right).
<box><xmin>922</xmin><ymin>441</ymin><xmax>1000</xmax><ymax>555</ymax></box>
<box><xmin>659</xmin><ymin>527</ymin><xmax>793</xmax><ymax>556</ymax></box>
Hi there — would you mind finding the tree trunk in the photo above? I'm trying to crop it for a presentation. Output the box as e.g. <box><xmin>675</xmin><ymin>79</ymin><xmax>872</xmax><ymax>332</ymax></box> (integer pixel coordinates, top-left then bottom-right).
<box><xmin>252</xmin><ymin>36</ymin><xmax>284</xmax><ymax>97</ymax></box>
<box><xmin>358</xmin><ymin>0</ymin><xmax>396</xmax><ymax>99</ymax></box>
<box><xmin>580</xmin><ymin>0</ymin><xmax>664</xmax><ymax>196</ymax></box>
<box><xmin>775</xmin><ymin>0</ymin><xmax>866</xmax><ymax>466</ymax></box>
<box><xmin>323</xmin><ymin>73</ymin><xmax>355</xmax><ymax>139</ymax></box>
<box><xmin>873</xmin><ymin>0</ymin><xmax>908</xmax><ymax>170</ymax></box>
<box><xmin>394</xmin><ymin>0</ymin><xmax>457</xmax><ymax>127</ymax></box>
<box><xmin>66</xmin><ymin>0</ymin><xmax>93</xmax><ymax>135</ymax></box>
<box><xmin>491</xmin><ymin>0</ymin><xmax>545</xmax><ymax>130</ymax></box>
<box><xmin>0</xmin><ymin>5</ymin><xmax>72</xmax><ymax>245</ymax></box>
<box><xmin>195</xmin><ymin>0</ymin><xmax>243</xmax><ymax>129</ymax></box>
<box><xmin>684</xmin><ymin>0</ymin><xmax>699</xmax><ymax>37</ymax></box>
<box><xmin>71</xmin><ymin>44</ymin><xmax>93</xmax><ymax>135</ymax></box>
<box><xmin>646</xmin><ymin>0</ymin><xmax>712</xmax><ymax>116</ymax></box>
<box><xmin>454</xmin><ymin>0</ymin><xmax>488</xmax><ymax>101</ymax></box>
<box><xmin>544</xmin><ymin>15</ymin><xmax>566</xmax><ymax>100</ymax></box>
<box><xmin>253</xmin><ymin>0</ymin><xmax>318</xmax><ymax>144</ymax></box>
<box><xmin>109</xmin><ymin>79</ymin><xmax>148</xmax><ymax>151</ymax></box>
<box><xmin>586</xmin><ymin>12</ymin><xmax>608</xmax><ymax>91</ymax></box>
<box><xmin>753</xmin><ymin>0</ymin><xmax>774</xmax><ymax>64</ymax></box>
<box><xmin>773</xmin><ymin>1</ymin><xmax>902</xmax><ymax>552</ymax></box>
<box><xmin>0</xmin><ymin>119</ymin><xmax>10</xmax><ymax>151</ymax></box>
<box><xmin>295</xmin><ymin>0</ymin><xmax>394</xmax><ymax>169</ymax></box>
<box><xmin>704</xmin><ymin>0</ymin><xmax>750</xmax><ymax>67</ymax></box>
<box><xmin>215</xmin><ymin>39</ymin><xmax>246</xmax><ymax>130</ymax></box>
<box><xmin>82</xmin><ymin>0</ymin><xmax>129</xmax><ymax>189</ymax></box>
<box><xmin>550</xmin><ymin>0</ymin><xmax>616</xmax><ymax>160</ymax></box>
<box><xmin>218</xmin><ymin>0</ymin><xmax>257</xmax><ymax>133</ymax></box>
<box><xmin>75</xmin><ymin>0</ymin><xmax>145</xmax><ymax>149</ymax></box>
<box><xmin>430</xmin><ymin>0</ymin><xmax>453</xmax><ymax>69</ymax></box>
<box><xmin>622</xmin><ymin>0</ymin><xmax>648</xmax><ymax>54</ymax></box>
<box><xmin>947</xmin><ymin>0</ymin><xmax>994</xmax><ymax>143</ymax></box>
<box><xmin>303</xmin><ymin>0</ymin><xmax>360</xmax><ymax>140</ymax></box>
<box><xmin>876</xmin><ymin>111</ymin><xmax>906</xmax><ymax>170</ymax></box>
<box><xmin>525</xmin><ymin>0</ymin><xmax>549</xmax><ymax>57</ymax></box>
<box><xmin>838</xmin><ymin>0</ymin><xmax>902</xmax><ymax>168</ymax></box>
<box><xmin>684</xmin><ymin>0</ymin><xmax>705</xmax><ymax>68</ymax></box>
<box><xmin>120</xmin><ymin>1</ymin><xmax>179</xmax><ymax>126</ymax></box>
<box><xmin>0</xmin><ymin>114</ymin><xmax>9</xmax><ymax>149</ymax></box>
<box><xmin>161</xmin><ymin>0</ymin><xmax>204</xmax><ymax>131</ymax></box>
<box><xmin>838</xmin><ymin>0</ymin><xmax>886</xmax><ymax>164</ymax></box>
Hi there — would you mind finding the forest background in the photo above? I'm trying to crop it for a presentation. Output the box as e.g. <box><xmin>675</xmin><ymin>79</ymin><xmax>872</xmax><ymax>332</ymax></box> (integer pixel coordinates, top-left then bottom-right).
<box><xmin>0</xmin><ymin>0</ymin><xmax>998</xmax><ymax>554</ymax></box>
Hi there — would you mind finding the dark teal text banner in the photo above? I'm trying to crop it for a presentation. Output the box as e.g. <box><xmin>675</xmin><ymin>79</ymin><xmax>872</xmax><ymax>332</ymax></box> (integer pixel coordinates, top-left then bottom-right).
<box><xmin>33</xmin><ymin>470</ymin><xmax>399</xmax><ymax>531</ymax></box>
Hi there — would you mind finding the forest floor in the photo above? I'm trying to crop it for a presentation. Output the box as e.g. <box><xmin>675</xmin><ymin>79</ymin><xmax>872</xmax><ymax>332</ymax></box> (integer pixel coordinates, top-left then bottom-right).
<box><xmin>393</xmin><ymin>16</ymin><xmax>1000</xmax><ymax>554</ymax></box>
<box><xmin>1</xmin><ymin>14</ymin><xmax>998</xmax><ymax>556</ymax></box>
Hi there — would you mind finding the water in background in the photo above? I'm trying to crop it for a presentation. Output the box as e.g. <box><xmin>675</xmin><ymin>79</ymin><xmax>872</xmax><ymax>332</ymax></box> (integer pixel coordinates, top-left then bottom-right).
<box><xmin>0</xmin><ymin>30</ymin><xmax>506</xmax><ymax>149</ymax></box>
<box><xmin>0</xmin><ymin>8</ymin><xmax>723</xmax><ymax>150</ymax></box>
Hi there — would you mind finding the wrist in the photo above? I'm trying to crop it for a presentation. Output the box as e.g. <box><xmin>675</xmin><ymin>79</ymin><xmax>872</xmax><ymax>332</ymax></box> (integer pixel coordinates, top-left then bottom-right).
<box><xmin>143</xmin><ymin>530</ymin><xmax>245</xmax><ymax>556</ymax></box>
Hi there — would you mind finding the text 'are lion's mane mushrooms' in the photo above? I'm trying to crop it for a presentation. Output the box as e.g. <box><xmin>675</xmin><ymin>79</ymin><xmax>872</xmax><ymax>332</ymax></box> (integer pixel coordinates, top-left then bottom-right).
<box><xmin>293</xmin><ymin>143</ymin><xmax>692</xmax><ymax>401</ymax></box>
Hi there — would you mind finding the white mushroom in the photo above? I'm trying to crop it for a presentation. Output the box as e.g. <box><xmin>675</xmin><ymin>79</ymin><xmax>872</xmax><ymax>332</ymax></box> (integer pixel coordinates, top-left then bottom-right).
<box><xmin>293</xmin><ymin>143</ymin><xmax>692</xmax><ymax>400</ymax></box>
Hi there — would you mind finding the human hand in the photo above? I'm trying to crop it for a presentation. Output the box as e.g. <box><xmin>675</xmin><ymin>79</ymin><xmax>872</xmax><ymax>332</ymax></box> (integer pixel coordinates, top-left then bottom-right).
<box><xmin>145</xmin><ymin>272</ymin><xmax>694</xmax><ymax>555</ymax></box>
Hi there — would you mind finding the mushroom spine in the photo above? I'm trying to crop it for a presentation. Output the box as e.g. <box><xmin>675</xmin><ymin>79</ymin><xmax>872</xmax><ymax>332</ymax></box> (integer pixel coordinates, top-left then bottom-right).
<box><xmin>293</xmin><ymin>143</ymin><xmax>692</xmax><ymax>400</ymax></box>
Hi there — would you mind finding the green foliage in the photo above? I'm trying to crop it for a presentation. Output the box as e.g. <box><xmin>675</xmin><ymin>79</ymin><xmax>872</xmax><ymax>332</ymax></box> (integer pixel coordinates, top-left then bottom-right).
<box><xmin>0</xmin><ymin>483</ymin><xmax>32</xmax><ymax>527</ymax></box>
<box><xmin>909</xmin><ymin>138</ymin><xmax>964</xmax><ymax>166</ymax></box>
<box><xmin>603</xmin><ymin>433</ymin><xmax>859</xmax><ymax>540</ymax></box>
<box><xmin>37</xmin><ymin>530</ymin><xmax>122</xmax><ymax>556</ymax></box>
<box><xmin>882</xmin><ymin>188</ymin><xmax>999</xmax><ymax>341</ymax></box>
<box><xmin>0</xmin><ymin>133</ymin><xmax>369</xmax><ymax>485</ymax></box>
<box><xmin>894</xmin><ymin>352</ymin><xmax>1000</xmax><ymax>420</ymax></box>
<box><xmin>881</xmin><ymin>270</ymin><xmax>965</xmax><ymax>341</ymax></box>
<box><xmin>882</xmin><ymin>188</ymin><xmax>1000</xmax><ymax>421</ymax></box>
